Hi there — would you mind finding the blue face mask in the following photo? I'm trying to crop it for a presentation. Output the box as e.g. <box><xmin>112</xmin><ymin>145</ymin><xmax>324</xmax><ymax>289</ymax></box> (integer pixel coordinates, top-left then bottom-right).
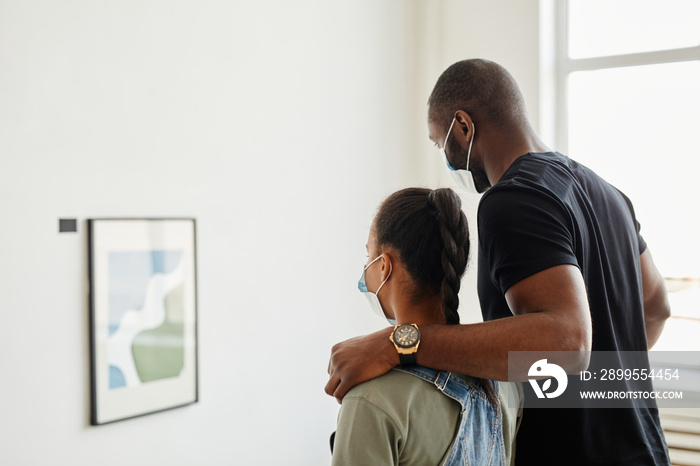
<box><xmin>441</xmin><ymin>118</ymin><xmax>479</xmax><ymax>195</ymax></box>
<box><xmin>358</xmin><ymin>255</ymin><xmax>395</xmax><ymax>325</ymax></box>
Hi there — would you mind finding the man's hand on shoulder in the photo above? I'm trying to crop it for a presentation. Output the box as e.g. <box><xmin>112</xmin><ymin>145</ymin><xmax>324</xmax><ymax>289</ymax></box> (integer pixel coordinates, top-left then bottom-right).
<box><xmin>326</xmin><ymin>327</ymin><xmax>398</xmax><ymax>403</ymax></box>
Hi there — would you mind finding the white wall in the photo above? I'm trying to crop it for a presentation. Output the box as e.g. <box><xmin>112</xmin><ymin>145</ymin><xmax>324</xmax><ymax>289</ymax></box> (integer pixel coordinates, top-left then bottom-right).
<box><xmin>0</xmin><ymin>1</ymin><xmax>542</xmax><ymax>464</ymax></box>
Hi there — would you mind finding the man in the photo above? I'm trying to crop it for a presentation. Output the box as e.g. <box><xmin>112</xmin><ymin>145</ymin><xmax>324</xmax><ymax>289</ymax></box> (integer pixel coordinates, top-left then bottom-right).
<box><xmin>326</xmin><ymin>59</ymin><xmax>672</xmax><ymax>465</ymax></box>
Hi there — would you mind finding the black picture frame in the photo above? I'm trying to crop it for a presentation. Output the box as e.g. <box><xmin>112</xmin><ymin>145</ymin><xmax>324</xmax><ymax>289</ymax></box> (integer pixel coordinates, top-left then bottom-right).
<box><xmin>88</xmin><ymin>218</ymin><xmax>198</xmax><ymax>425</ymax></box>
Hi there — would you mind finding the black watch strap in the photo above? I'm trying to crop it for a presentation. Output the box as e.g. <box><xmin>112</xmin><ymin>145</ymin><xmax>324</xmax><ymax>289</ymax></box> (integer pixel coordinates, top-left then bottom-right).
<box><xmin>399</xmin><ymin>352</ymin><xmax>417</xmax><ymax>366</ymax></box>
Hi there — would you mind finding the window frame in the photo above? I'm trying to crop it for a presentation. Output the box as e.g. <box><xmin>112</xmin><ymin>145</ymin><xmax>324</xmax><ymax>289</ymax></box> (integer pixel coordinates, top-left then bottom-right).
<box><xmin>551</xmin><ymin>0</ymin><xmax>700</xmax><ymax>154</ymax></box>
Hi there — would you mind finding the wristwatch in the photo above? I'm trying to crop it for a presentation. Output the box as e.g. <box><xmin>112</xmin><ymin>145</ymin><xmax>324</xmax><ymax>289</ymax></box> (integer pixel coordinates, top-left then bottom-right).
<box><xmin>390</xmin><ymin>323</ymin><xmax>421</xmax><ymax>366</ymax></box>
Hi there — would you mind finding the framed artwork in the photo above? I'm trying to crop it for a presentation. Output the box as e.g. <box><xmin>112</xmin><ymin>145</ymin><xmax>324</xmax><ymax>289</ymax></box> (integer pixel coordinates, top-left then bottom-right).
<box><xmin>88</xmin><ymin>218</ymin><xmax>198</xmax><ymax>425</ymax></box>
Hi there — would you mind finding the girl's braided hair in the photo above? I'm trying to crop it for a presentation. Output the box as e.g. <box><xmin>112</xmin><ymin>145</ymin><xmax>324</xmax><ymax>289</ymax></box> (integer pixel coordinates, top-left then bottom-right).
<box><xmin>374</xmin><ymin>187</ymin><xmax>497</xmax><ymax>406</ymax></box>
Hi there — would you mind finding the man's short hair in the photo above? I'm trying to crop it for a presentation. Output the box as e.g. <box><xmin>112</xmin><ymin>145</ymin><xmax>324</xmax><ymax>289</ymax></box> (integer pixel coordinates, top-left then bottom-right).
<box><xmin>428</xmin><ymin>59</ymin><xmax>528</xmax><ymax>131</ymax></box>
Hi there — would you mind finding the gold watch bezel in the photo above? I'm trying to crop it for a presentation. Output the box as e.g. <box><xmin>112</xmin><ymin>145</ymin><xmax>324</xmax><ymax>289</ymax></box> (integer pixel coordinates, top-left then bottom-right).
<box><xmin>390</xmin><ymin>323</ymin><xmax>421</xmax><ymax>355</ymax></box>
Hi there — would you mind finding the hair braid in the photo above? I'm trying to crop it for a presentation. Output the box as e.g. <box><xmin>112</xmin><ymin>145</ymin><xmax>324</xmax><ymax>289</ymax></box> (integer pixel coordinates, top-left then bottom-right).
<box><xmin>427</xmin><ymin>188</ymin><xmax>498</xmax><ymax>407</ymax></box>
<box><xmin>427</xmin><ymin>189</ymin><xmax>469</xmax><ymax>325</ymax></box>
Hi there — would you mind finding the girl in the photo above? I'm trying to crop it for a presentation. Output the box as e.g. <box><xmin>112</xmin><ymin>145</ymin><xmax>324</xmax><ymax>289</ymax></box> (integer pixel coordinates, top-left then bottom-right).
<box><xmin>331</xmin><ymin>187</ymin><xmax>517</xmax><ymax>465</ymax></box>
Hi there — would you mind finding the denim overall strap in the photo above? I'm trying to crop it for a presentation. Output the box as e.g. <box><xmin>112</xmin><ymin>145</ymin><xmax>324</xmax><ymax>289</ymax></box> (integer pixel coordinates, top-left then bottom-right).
<box><xmin>394</xmin><ymin>366</ymin><xmax>506</xmax><ymax>466</ymax></box>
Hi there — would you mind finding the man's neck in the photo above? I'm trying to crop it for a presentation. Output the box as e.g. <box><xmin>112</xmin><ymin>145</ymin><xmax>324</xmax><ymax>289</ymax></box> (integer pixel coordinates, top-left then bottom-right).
<box><xmin>484</xmin><ymin>126</ymin><xmax>550</xmax><ymax>186</ymax></box>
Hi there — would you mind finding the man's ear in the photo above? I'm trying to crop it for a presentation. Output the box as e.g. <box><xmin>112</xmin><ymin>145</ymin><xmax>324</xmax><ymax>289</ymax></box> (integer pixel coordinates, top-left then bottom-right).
<box><xmin>453</xmin><ymin>110</ymin><xmax>475</xmax><ymax>150</ymax></box>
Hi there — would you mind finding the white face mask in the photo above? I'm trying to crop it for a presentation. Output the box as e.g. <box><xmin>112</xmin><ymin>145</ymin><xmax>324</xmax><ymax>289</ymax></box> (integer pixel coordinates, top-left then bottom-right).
<box><xmin>440</xmin><ymin>118</ymin><xmax>479</xmax><ymax>195</ymax></box>
<box><xmin>357</xmin><ymin>254</ymin><xmax>395</xmax><ymax>325</ymax></box>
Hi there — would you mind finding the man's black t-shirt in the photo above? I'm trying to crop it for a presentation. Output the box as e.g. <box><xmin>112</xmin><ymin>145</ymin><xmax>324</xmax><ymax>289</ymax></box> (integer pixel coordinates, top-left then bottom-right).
<box><xmin>477</xmin><ymin>152</ymin><xmax>669</xmax><ymax>465</ymax></box>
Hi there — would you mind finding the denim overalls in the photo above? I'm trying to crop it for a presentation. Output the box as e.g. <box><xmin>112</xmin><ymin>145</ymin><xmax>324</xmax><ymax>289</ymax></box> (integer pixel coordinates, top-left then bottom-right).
<box><xmin>394</xmin><ymin>365</ymin><xmax>506</xmax><ymax>466</ymax></box>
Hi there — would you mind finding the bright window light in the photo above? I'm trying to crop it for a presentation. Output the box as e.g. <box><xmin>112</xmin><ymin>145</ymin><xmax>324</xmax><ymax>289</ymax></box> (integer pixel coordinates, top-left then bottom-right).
<box><xmin>567</xmin><ymin>61</ymin><xmax>700</xmax><ymax>278</ymax></box>
<box><xmin>568</xmin><ymin>0</ymin><xmax>700</xmax><ymax>59</ymax></box>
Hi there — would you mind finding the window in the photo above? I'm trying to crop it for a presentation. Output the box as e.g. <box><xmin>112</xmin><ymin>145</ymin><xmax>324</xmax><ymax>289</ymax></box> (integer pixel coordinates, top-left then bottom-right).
<box><xmin>553</xmin><ymin>0</ymin><xmax>700</xmax><ymax>280</ymax></box>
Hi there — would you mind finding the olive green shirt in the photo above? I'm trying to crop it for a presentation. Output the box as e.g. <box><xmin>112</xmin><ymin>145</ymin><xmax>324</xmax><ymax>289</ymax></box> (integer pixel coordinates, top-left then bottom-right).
<box><xmin>332</xmin><ymin>369</ymin><xmax>521</xmax><ymax>466</ymax></box>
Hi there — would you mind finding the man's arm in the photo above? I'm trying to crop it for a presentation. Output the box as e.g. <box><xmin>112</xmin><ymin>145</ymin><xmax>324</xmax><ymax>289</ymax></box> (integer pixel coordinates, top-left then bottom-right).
<box><xmin>326</xmin><ymin>264</ymin><xmax>591</xmax><ymax>402</ymax></box>
<box><xmin>326</xmin><ymin>330</ymin><xmax>398</xmax><ymax>403</ymax></box>
<box><xmin>640</xmin><ymin>249</ymin><xmax>670</xmax><ymax>348</ymax></box>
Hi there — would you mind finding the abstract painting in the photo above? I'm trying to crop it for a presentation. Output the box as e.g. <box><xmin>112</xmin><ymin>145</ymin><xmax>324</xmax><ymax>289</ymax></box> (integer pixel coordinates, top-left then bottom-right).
<box><xmin>88</xmin><ymin>219</ymin><xmax>198</xmax><ymax>425</ymax></box>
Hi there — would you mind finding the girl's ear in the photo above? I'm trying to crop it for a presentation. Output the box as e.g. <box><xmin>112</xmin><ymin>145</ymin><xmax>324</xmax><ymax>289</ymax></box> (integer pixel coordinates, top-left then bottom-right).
<box><xmin>380</xmin><ymin>251</ymin><xmax>394</xmax><ymax>282</ymax></box>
